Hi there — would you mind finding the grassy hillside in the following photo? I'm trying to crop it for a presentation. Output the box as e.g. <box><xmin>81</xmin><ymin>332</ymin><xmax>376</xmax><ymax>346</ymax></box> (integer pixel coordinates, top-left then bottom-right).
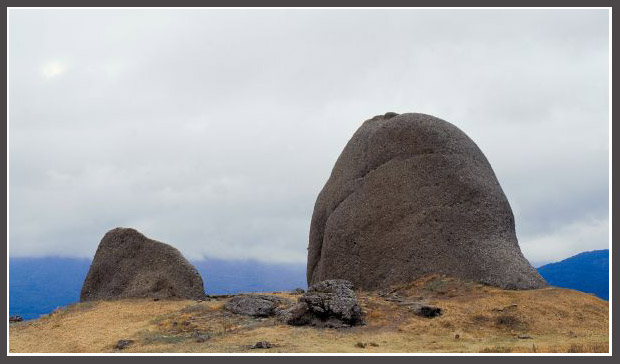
<box><xmin>9</xmin><ymin>275</ymin><xmax>608</xmax><ymax>353</ymax></box>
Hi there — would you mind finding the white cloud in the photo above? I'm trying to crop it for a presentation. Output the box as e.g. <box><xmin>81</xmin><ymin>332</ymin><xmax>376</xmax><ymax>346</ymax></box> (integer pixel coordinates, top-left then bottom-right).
<box><xmin>521</xmin><ymin>216</ymin><xmax>610</xmax><ymax>266</ymax></box>
<box><xmin>8</xmin><ymin>9</ymin><xmax>609</xmax><ymax>265</ymax></box>
<box><xmin>41</xmin><ymin>61</ymin><xmax>65</xmax><ymax>78</ymax></box>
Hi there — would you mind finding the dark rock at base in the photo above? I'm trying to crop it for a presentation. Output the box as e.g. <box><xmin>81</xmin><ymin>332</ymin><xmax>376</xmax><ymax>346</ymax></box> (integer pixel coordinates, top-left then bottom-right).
<box><xmin>250</xmin><ymin>341</ymin><xmax>274</xmax><ymax>349</ymax></box>
<box><xmin>281</xmin><ymin>279</ymin><xmax>364</xmax><ymax>328</ymax></box>
<box><xmin>308</xmin><ymin>112</ymin><xmax>547</xmax><ymax>290</ymax></box>
<box><xmin>410</xmin><ymin>304</ymin><xmax>442</xmax><ymax>318</ymax></box>
<box><xmin>207</xmin><ymin>294</ymin><xmax>236</xmax><ymax>299</ymax></box>
<box><xmin>195</xmin><ymin>333</ymin><xmax>210</xmax><ymax>343</ymax></box>
<box><xmin>80</xmin><ymin>228</ymin><xmax>206</xmax><ymax>302</ymax></box>
<box><xmin>225</xmin><ymin>294</ymin><xmax>293</xmax><ymax>317</ymax></box>
<box><xmin>9</xmin><ymin>315</ymin><xmax>24</xmax><ymax>323</ymax></box>
<box><xmin>115</xmin><ymin>339</ymin><xmax>134</xmax><ymax>350</ymax></box>
<box><xmin>278</xmin><ymin>302</ymin><xmax>311</xmax><ymax>324</ymax></box>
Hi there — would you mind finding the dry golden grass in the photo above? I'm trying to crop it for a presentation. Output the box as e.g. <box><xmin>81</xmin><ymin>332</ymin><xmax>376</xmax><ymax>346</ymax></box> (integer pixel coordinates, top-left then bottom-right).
<box><xmin>9</xmin><ymin>275</ymin><xmax>609</xmax><ymax>353</ymax></box>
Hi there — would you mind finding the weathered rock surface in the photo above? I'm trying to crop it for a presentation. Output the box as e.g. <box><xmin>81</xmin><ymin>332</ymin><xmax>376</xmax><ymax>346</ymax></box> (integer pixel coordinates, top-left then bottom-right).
<box><xmin>308</xmin><ymin>112</ymin><xmax>547</xmax><ymax>291</ymax></box>
<box><xmin>409</xmin><ymin>304</ymin><xmax>442</xmax><ymax>318</ymax></box>
<box><xmin>281</xmin><ymin>279</ymin><xmax>364</xmax><ymax>328</ymax></box>
<box><xmin>250</xmin><ymin>341</ymin><xmax>274</xmax><ymax>349</ymax></box>
<box><xmin>115</xmin><ymin>339</ymin><xmax>134</xmax><ymax>350</ymax></box>
<box><xmin>195</xmin><ymin>332</ymin><xmax>210</xmax><ymax>342</ymax></box>
<box><xmin>386</xmin><ymin>294</ymin><xmax>443</xmax><ymax>318</ymax></box>
<box><xmin>225</xmin><ymin>294</ymin><xmax>292</xmax><ymax>317</ymax></box>
<box><xmin>80</xmin><ymin>228</ymin><xmax>206</xmax><ymax>301</ymax></box>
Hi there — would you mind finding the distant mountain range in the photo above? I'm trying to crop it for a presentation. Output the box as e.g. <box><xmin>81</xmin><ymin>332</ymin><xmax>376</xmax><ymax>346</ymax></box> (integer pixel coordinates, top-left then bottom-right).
<box><xmin>9</xmin><ymin>249</ymin><xmax>609</xmax><ymax>320</ymax></box>
<box><xmin>9</xmin><ymin>257</ymin><xmax>306</xmax><ymax>320</ymax></box>
<box><xmin>9</xmin><ymin>257</ymin><xmax>92</xmax><ymax>320</ymax></box>
<box><xmin>537</xmin><ymin>249</ymin><xmax>609</xmax><ymax>300</ymax></box>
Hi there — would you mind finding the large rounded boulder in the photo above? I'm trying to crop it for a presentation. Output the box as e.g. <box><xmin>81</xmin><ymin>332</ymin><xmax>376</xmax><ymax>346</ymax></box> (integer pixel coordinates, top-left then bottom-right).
<box><xmin>308</xmin><ymin>112</ymin><xmax>546</xmax><ymax>291</ymax></box>
<box><xmin>80</xmin><ymin>227</ymin><xmax>206</xmax><ymax>301</ymax></box>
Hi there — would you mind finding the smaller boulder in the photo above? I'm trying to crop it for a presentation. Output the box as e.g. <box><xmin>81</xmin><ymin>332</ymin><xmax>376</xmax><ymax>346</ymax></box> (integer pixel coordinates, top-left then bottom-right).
<box><xmin>115</xmin><ymin>339</ymin><xmax>134</xmax><ymax>350</ymax></box>
<box><xmin>80</xmin><ymin>228</ymin><xmax>206</xmax><ymax>301</ymax></box>
<box><xmin>9</xmin><ymin>315</ymin><xmax>24</xmax><ymax>323</ymax></box>
<box><xmin>250</xmin><ymin>341</ymin><xmax>274</xmax><ymax>349</ymax></box>
<box><xmin>194</xmin><ymin>332</ymin><xmax>210</xmax><ymax>343</ymax></box>
<box><xmin>281</xmin><ymin>279</ymin><xmax>365</xmax><ymax>328</ymax></box>
<box><xmin>278</xmin><ymin>303</ymin><xmax>312</xmax><ymax>325</ymax></box>
<box><xmin>225</xmin><ymin>294</ymin><xmax>292</xmax><ymax>317</ymax></box>
<box><xmin>410</xmin><ymin>304</ymin><xmax>442</xmax><ymax>318</ymax></box>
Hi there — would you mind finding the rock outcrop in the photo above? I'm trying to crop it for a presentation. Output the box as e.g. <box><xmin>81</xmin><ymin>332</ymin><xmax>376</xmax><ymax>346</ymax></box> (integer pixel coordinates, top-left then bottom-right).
<box><xmin>281</xmin><ymin>279</ymin><xmax>364</xmax><ymax>328</ymax></box>
<box><xmin>80</xmin><ymin>228</ymin><xmax>206</xmax><ymax>301</ymax></box>
<box><xmin>9</xmin><ymin>315</ymin><xmax>24</xmax><ymax>323</ymax></box>
<box><xmin>225</xmin><ymin>295</ymin><xmax>293</xmax><ymax>317</ymax></box>
<box><xmin>308</xmin><ymin>112</ymin><xmax>547</xmax><ymax>290</ymax></box>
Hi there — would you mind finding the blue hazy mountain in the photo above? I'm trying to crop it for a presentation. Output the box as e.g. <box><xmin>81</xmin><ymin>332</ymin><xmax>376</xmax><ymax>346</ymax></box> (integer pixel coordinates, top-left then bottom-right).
<box><xmin>11</xmin><ymin>250</ymin><xmax>609</xmax><ymax>320</ymax></box>
<box><xmin>191</xmin><ymin>259</ymin><xmax>306</xmax><ymax>295</ymax></box>
<box><xmin>9</xmin><ymin>257</ymin><xmax>92</xmax><ymax>320</ymax></box>
<box><xmin>9</xmin><ymin>256</ymin><xmax>306</xmax><ymax>320</ymax></box>
<box><xmin>537</xmin><ymin>249</ymin><xmax>609</xmax><ymax>300</ymax></box>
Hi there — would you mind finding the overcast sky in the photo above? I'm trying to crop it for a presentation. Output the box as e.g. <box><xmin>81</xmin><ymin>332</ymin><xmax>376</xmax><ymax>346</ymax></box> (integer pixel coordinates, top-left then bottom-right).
<box><xmin>9</xmin><ymin>9</ymin><xmax>609</xmax><ymax>266</ymax></box>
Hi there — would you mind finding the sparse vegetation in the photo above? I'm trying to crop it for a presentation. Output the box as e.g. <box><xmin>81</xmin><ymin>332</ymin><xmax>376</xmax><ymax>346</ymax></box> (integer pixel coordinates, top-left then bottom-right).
<box><xmin>42</xmin><ymin>301</ymin><xmax>99</xmax><ymax>320</ymax></box>
<box><xmin>494</xmin><ymin>314</ymin><xmax>524</xmax><ymax>330</ymax></box>
<box><xmin>567</xmin><ymin>343</ymin><xmax>609</xmax><ymax>353</ymax></box>
<box><xmin>9</xmin><ymin>275</ymin><xmax>609</xmax><ymax>353</ymax></box>
<box><xmin>480</xmin><ymin>346</ymin><xmax>513</xmax><ymax>353</ymax></box>
<box><xmin>140</xmin><ymin>331</ymin><xmax>191</xmax><ymax>345</ymax></box>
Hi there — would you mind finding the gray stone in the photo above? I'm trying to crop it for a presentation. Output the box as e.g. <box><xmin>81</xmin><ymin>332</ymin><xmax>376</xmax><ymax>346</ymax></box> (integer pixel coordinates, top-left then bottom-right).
<box><xmin>308</xmin><ymin>112</ymin><xmax>547</xmax><ymax>290</ymax></box>
<box><xmin>409</xmin><ymin>304</ymin><xmax>442</xmax><ymax>318</ymax></box>
<box><xmin>250</xmin><ymin>341</ymin><xmax>274</xmax><ymax>349</ymax></box>
<box><xmin>282</xmin><ymin>279</ymin><xmax>364</xmax><ymax>328</ymax></box>
<box><xmin>115</xmin><ymin>339</ymin><xmax>134</xmax><ymax>350</ymax></box>
<box><xmin>80</xmin><ymin>228</ymin><xmax>206</xmax><ymax>301</ymax></box>
<box><xmin>225</xmin><ymin>294</ymin><xmax>292</xmax><ymax>317</ymax></box>
<box><xmin>195</xmin><ymin>333</ymin><xmax>210</xmax><ymax>343</ymax></box>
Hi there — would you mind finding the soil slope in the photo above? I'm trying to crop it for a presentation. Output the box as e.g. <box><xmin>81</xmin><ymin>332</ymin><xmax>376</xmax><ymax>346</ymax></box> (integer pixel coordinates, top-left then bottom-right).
<box><xmin>9</xmin><ymin>275</ymin><xmax>608</xmax><ymax>353</ymax></box>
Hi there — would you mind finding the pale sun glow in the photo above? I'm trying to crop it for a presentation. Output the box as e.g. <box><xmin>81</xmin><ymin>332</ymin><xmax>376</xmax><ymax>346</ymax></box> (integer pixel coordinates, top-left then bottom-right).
<box><xmin>41</xmin><ymin>62</ymin><xmax>64</xmax><ymax>78</ymax></box>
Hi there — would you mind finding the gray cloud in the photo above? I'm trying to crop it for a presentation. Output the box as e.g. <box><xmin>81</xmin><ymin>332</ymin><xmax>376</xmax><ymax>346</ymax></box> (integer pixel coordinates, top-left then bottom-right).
<box><xmin>9</xmin><ymin>9</ymin><xmax>609</xmax><ymax>265</ymax></box>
